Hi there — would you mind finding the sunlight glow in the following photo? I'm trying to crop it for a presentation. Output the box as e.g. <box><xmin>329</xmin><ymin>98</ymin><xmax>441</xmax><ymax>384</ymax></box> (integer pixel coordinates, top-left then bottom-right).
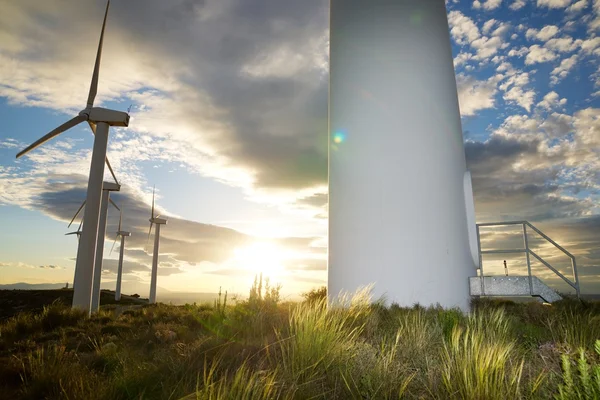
<box><xmin>232</xmin><ymin>242</ymin><xmax>288</xmax><ymax>280</ymax></box>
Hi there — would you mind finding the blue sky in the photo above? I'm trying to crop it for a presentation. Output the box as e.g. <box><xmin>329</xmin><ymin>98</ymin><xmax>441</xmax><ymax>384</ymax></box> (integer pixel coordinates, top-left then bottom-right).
<box><xmin>0</xmin><ymin>0</ymin><xmax>598</xmax><ymax>298</ymax></box>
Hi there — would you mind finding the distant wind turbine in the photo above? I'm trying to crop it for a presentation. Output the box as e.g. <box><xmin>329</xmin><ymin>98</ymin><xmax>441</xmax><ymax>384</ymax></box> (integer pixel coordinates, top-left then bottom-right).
<box><xmin>15</xmin><ymin>0</ymin><xmax>130</xmax><ymax>313</ymax></box>
<box><xmin>65</xmin><ymin>216</ymin><xmax>83</xmax><ymax>289</ymax></box>
<box><xmin>65</xmin><ymin>217</ymin><xmax>84</xmax><ymax>240</ymax></box>
<box><xmin>110</xmin><ymin>209</ymin><xmax>131</xmax><ymax>301</ymax></box>
<box><xmin>147</xmin><ymin>187</ymin><xmax>167</xmax><ymax>304</ymax></box>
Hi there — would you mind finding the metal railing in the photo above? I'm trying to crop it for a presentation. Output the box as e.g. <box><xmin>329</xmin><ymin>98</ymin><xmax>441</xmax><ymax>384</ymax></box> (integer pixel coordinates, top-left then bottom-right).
<box><xmin>476</xmin><ymin>221</ymin><xmax>580</xmax><ymax>298</ymax></box>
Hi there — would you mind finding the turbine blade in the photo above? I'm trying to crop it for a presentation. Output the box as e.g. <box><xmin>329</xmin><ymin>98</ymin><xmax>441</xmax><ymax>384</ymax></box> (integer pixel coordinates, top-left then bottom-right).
<box><xmin>87</xmin><ymin>0</ymin><xmax>111</xmax><ymax>108</ymax></box>
<box><xmin>105</xmin><ymin>157</ymin><xmax>118</xmax><ymax>185</ymax></box>
<box><xmin>68</xmin><ymin>200</ymin><xmax>86</xmax><ymax>228</ymax></box>
<box><xmin>151</xmin><ymin>186</ymin><xmax>155</xmax><ymax>219</ymax></box>
<box><xmin>146</xmin><ymin>222</ymin><xmax>153</xmax><ymax>248</ymax></box>
<box><xmin>109</xmin><ymin>197</ymin><xmax>120</xmax><ymax>211</ymax></box>
<box><xmin>77</xmin><ymin>216</ymin><xmax>84</xmax><ymax>232</ymax></box>
<box><xmin>88</xmin><ymin>121</ymin><xmax>119</xmax><ymax>184</ymax></box>
<box><xmin>109</xmin><ymin>234</ymin><xmax>119</xmax><ymax>256</ymax></box>
<box><xmin>118</xmin><ymin>209</ymin><xmax>122</xmax><ymax>232</ymax></box>
<box><xmin>65</xmin><ymin>232</ymin><xmax>79</xmax><ymax>236</ymax></box>
<box><xmin>16</xmin><ymin>115</ymin><xmax>85</xmax><ymax>158</ymax></box>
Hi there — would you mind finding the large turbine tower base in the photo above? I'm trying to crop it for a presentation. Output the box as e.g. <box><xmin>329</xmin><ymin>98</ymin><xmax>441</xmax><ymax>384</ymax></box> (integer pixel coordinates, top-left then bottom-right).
<box><xmin>72</xmin><ymin>122</ymin><xmax>110</xmax><ymax>312</ymax></box>
<box><xmin>328</xmin><ymin>0</ymin><xmax>477</xmax><ymax>310</ymax></box>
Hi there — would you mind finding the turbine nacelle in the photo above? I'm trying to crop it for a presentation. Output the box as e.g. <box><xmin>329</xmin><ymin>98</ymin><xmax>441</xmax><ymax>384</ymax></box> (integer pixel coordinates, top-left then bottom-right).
<box><xmin>150</xmin><ymin>217</ymin><xmax>167</xmax><ymax>225</ymax></box>
<box><xmin>117</xmin><ymin>231</ymin><xmax>131</xmax><ymax>237</ymax></box>
<box><xmin>103</xmin><ymin>181</ymin><xmax>121</xmax><ymax>192</ymax></box>
<box><xmin>79</xmin><ymin>107</ymin><xmax>130</xmax><ymax>127</ymax></box>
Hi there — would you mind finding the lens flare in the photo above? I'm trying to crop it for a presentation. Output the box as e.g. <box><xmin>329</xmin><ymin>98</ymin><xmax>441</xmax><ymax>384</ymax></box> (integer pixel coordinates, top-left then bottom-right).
<box><xmin>333</xmin><ymin>131</ymin><xmax>346</xmax><ymax>144</ymax></box>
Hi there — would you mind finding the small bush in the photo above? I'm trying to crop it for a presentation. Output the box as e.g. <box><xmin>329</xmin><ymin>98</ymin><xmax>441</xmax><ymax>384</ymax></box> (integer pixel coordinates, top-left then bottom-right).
<box><xmin>555</xmin><ymin>340</ymin><xmax>600</xmax><ymax>399</ymax></box>
<box><xmin>302</xmin><ymin>286</ymin><xmax>327</xmax><ymax>304</ymax></box>
<box><xmin>440</xmin><ymin>308</ymin><xmax>527</xmax><ymax>400</ymax></box>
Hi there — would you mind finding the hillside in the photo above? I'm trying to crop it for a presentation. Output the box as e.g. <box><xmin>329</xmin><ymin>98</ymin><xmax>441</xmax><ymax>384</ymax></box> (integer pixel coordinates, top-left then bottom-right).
<box><xmin>0</xmin><ymin>285</ymin><xmax>599</xmax><ymax>399</ymax></box>
<box><xmin>0</xmin><ymin>289</ymin><xmax>146</xmax><ymax>320</ymax></box>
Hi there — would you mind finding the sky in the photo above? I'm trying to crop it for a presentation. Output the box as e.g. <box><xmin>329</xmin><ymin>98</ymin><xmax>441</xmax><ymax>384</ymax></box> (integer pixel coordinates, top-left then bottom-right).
<box><xmin>0</xmin><ymin>0</ymin><xmax>598</xmax><ymax>300</ymax></box>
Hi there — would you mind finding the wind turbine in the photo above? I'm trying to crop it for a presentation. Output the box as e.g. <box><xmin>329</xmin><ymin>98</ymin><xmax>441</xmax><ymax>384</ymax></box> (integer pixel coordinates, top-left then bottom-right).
<box><xmin>147</xmin><ymin>187</ymin><xmax>167</xmax><ymax>304</ymax></box>
<box><xmin>91</xmin><ymin>182</ymin><xmax>120</xmax><ymax>312</ymax></box>
<box><xmin>328</xmin><ymin>0</ymin><xmax>479</xmax><ymax>310</ymax></box>
<box><xmin>67</xmin><ymin>181</ymin><xmax>121</xmax><ymax>312</ymax></box>
<box><xmin>65</xmin><ymin>217</ymin><xmax>84</xmax><ymax>241</ymax></box>
<box><xmin>65</xmin><ymin>216</ymin><xmax>84</xmax><ymax>289</ymax></box>
<box><xmin>15</xmin><ymin>0</ymin><xmax>129</xmax><ymax>313</ymax></box>
<box><xmin>110</xmin><ymin>209</ymin><xmax>131</xmax><ymax>301</ymax></box>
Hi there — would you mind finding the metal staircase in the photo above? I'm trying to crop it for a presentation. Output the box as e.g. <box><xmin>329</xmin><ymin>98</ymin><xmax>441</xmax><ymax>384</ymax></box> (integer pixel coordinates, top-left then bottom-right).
<box><xmin>470</xmin><ymin>221</ymin><xmax>580</xmax><ymax>303</ymax></box>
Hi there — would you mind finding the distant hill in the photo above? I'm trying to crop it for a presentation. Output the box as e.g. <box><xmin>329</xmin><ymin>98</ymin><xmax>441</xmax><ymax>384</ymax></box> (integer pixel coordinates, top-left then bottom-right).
<box><xmin>0</xmin><ymin>282</ymin><xmax>68</xmax><ymax>290</ymax></box>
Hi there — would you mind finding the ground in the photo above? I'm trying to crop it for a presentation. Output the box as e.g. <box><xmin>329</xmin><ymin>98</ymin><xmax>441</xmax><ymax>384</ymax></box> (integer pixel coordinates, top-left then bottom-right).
<box><xmin>0</xmin><ymin>285</ymin><xmax>599</xmax><ymax>399</ymax></box>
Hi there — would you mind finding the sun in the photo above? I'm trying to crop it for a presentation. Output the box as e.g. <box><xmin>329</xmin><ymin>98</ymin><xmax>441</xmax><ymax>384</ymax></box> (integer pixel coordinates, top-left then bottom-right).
<box><xmin>232</xmin><ymin>242</ymin><xmax>287</xmax><ymax>279</ymax></box>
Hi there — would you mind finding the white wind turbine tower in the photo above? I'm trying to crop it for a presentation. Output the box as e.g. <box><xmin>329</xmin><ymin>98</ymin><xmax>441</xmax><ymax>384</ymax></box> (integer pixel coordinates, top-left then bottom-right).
<box><xmin>110</xmin><ymin>209</ymin><xmax>131</xmax><ymax>301</ymax></box>
<box><xmin>16</xmin><ymin>0</ymin><xmax>129</xmax><ymax>313</ymax></box>
<box><xmin>68</xmin><ymin>182</ymin><xmax>121</xmax><ymax>312</ymax></box>
<box><xmin>147</xmin><ymin>187</ymin><xmax>167</xmax><ymax>304</ymax></box>
<box><xmin>328</xmin><ymin>0</ymin><xmax>479</xmax><ymax>310</ymax></box>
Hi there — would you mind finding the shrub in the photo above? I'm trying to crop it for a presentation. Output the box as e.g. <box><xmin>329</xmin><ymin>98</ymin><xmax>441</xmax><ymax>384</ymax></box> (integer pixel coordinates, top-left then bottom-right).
<box><xmin>440</xmin><ymin>308</ymin><xmax>527</xmax><ymax>400</ymax></box>
<box><xmin>302</xmin><ymin>286</ymin><xmax>327</xmax><ymax>304</ymax></box>
<box><xmin>555</xmin><ymin>340</ymin><xmax>600</xmax><ymax>399</ymax></box>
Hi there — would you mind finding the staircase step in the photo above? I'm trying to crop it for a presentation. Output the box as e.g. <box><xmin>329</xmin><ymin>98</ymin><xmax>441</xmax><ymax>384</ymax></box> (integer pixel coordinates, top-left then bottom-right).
<box><xmin>470</xmin><ymin>276</ymin><xmax>562</xmax><ymax>303</ymax></box>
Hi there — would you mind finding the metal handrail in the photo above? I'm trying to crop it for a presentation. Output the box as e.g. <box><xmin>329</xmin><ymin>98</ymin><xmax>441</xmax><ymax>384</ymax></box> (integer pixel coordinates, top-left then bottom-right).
<box><xmin>476</xmin><ymin>221</ymin><xmax>580</xmax><ymax>298</ymax></box>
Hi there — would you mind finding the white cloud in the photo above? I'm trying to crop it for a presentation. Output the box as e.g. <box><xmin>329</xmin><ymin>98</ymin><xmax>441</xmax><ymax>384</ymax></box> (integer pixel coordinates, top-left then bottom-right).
<box><xmin>537</xmin><ymin>0</ymin><xmax>573</xmax><ymax>8</ymax></box>
<box><xmin>504</xmin><ymin>86</ymin><xmax>536</xmax><ymax>111</ymax></box>
<box><xmin>456</xmin><ymin>74</ymin><xmax>498</xmax><ymax>116</ymax></box>
<box><xmin>525</xmin><ymin>44</ymin><xmax>558</xmax><ymax>64</ymax></box>
<box><xmin>510</xmin><ymin>0</ymin><xmax>528</xmax><ymax>9</ymax></box>
<box><xmin>590</xmin><ymin>0</ymin><xmax>600</xmax><ymax>31</ymax></box>
<box><xmin>448</xmin><ymin>11</ymin><xmax>481</xmax><ymax>45</ymax></box>
<box><xmin>493</xmin><ymin>22</ymin><xmax>512</xmax><ymax>37</ymax></box>
<box><xmin>566</xmin><ymin>0</ymin><xmax>588</xmax><ymax>12</ymax></box>
<box><xmin>454</xmin><ymin>52</ymin><xmax>474</xmax><ymax>67</ymax></box>
<box><xmin>472</xmin><ymin>35</ymin><xmax>505</xmax><ymax>60</ymax></box>
<box><xmin>508</xmin><ymin>46</ymin><xmax>529</xmax><ymax>57</ymax></box>
<box><xmin>526</xmin><ymin>25</ymin><xmax>559</xmax><ymax>41</ymax></box>
<box><xmin>538</xmin><ymin>91</ymin><xmax>568</xmax><ymax>110</ymax></box>
<box><xmin>550</xmin><ymin>54</ymin><xmax>579</xmax><ymax>84</ymax></box>
<box><xmin>483</xmin><ymin>19</ymin><xmax>498</xmax><ymax>34</ymax></box>
<box><xmin>580</xmin><ymin>36</ymin><xmax>600</xmax><ymax>53</ymax></box>
<box><xmin>474</xmin><ymin>0</ymin><xmax>504</xmax><ymax>9</ymax></box>
<box><xmin>544</xmin><ymin>37</ymin><xmax>581</xmax><ymax>52</ymax></box>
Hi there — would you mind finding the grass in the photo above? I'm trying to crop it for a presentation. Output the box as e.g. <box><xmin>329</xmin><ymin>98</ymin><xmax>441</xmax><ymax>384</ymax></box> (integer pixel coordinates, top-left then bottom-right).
<box><xmin>0</xmin><ymin>282</ymin><xmax>599</xmax><ymax>399</ymax></box>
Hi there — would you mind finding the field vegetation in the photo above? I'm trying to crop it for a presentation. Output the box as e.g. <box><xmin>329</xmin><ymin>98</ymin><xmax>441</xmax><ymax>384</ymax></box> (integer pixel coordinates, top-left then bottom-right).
<box><xmin>1</xmin><ymin>279</ymin><xmax>599</xmax><ymax>399</ymax></box>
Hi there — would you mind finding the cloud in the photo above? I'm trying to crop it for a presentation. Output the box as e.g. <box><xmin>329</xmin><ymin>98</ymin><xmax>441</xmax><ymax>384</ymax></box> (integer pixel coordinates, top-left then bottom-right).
<box><xmin>38</xmin><ymin>265</ymin><xmax>65</xmax><ymax>270</ymax></box>
<box><xmin>525</xmin><ymin>44</ymin><xmax>558</xmax><ymax>64</ymax></box>
<box><xmin>456</xmin><ymin>74</ymin><xmax>498</xmax><ymax>116</ymax></box>
<box><xmin>544</xmin><ymin>37</ymin><xmax>581</xmax><ymax>52</ymax></box>
<box><xmin>537</xmin><ymin>91</ymin><xmax>568</xmax><ymax>110</ymax></box>
<box><xmin>474</xmin><ymin>0</ymin><xmax>504</xmax><ymax>9</ymax></box>
<box><xmin>0</xmin><ymin>0</ymin><xmax>330</xmax><ymax>210</ymax></box>
<box><xmin>510</xmin><ymin>0</ymin><xmax>528</xmax><ymax>9</ymax></box>
<box><xmin>550</xmin><ymin>54</ymin><xmax>579</xmax><ymax>84</ymax></box>
<box><xmin>537</xmin><ymin>0</ymin><xmax>573</xmax><ymax>8</ymax></box>
<box><xmin>448</xmin><ymin>11</ymin><xmax>481</xmax><ymax>45</ymax></box>
<box><xmin>566</xmin><ymin>0</ymin><xmax>589</xmax><ymax>13</ymax></box>
<box><xmin>526</xmin><ymin>25</ymin><xmax>560</xmax><ymax>41</ymax></box>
